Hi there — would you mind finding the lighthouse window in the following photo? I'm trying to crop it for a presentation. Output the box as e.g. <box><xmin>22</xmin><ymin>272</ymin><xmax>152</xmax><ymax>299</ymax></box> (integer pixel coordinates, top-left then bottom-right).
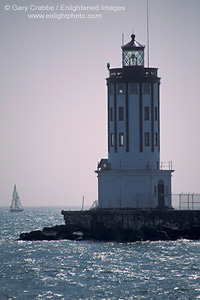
<box><xmin>111</xmin><ymin>133</ymin><xmax>114</xmax><ymax>147</ymax></box>
<box><xmin>119</xmin><ymin>133</ymin><xmax>124</xmax><ymax>146</ymax></box>
<box><xmin>118</xmin><ymin>83</ymin><xmax>125</xmax><ymax>94</ymax></box>
<box><xmin>110</xmin><ymin>108</ymin><xmax>113</xmax><ymax>121</ymax></box>
<box><xmin>155</xmin><ymin>133</ymin><xmax>158</xmax><ymax>146</ymax></box>
<box><xmin>145</xmin><ymin>132</ymin><xmax>150</xmax><ymax>146</ymax></box>
<box><xmin>119</xmin><ymin>107</ymin><xmax>124</xmax><ymax>121</ymax></box>
<box><xmin>144</xmin><ymin>107</ymin><xmax>150</xmax><ymax>120</ymax></box>
<box><xmin>129</xmin><ymin>82</ymin><xmax>138</xmax><ymax>94</ymax></box>
<box><xmin>143</xmin><ymin>83</ymin><xmax>150</xmax><ymax>94</ymax></box>
<box><xmin>109</xmin><ymin>84</ymin><xmax>114</xmax><ymax>95</ymax></box>
<box><xmin>155</xmin><ymin>107</ymin><xmax>158</xmax><ymax>121</ymax></box>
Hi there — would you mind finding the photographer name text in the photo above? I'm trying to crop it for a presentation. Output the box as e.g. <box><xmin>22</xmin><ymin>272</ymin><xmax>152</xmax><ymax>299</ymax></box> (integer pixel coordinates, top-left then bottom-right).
<box><xmin>4</xmin><ymin>4</ymin><xmax>125</xmax><ymax>13</ymax></box>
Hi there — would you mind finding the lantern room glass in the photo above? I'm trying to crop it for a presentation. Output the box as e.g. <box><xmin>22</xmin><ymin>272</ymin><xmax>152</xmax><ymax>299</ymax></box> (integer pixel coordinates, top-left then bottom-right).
<box><xmin>123</xmin><ymin>49</ymin><xmax>144</xmax><ymax>67</ymax></box>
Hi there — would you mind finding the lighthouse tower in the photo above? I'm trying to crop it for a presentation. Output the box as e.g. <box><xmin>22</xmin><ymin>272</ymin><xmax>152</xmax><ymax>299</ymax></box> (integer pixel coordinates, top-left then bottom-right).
<box><xmin>96</xmin><ymin>34</ymin><xmax>174</xmax><ymax>209</ymax></box>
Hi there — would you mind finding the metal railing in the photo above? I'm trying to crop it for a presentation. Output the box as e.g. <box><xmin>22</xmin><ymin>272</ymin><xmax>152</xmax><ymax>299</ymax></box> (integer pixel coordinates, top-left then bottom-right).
<box><xmin>109</xmin><ymin>67</ymin><xmax>158</xmax><ymax>79</ymax></box>
<box><xmin>172</xmin><ymin>193</ymin><xmax>200</xmax><ymax>210</ymax></box>
<box><xmin>160</xmin><ymin>161</ymin><xmax>173</xmax><ymax>170</ymax></box>
<box><xmin>97</xmin><ymin>160</ymin><xmax>173</xmax><ymax>171</ymax></box>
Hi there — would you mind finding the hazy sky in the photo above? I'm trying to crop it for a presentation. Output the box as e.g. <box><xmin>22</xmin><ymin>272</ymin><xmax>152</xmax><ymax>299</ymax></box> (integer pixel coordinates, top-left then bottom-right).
<box><xmin>0</xmin><ymin>0</ymin><xmax>200</xmax><ymax>207</ymax></box>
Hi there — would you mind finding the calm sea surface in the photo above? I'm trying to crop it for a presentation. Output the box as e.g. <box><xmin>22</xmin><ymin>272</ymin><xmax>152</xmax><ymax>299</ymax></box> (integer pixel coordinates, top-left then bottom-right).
<box><xmin>1</xmin><ymin>207</ymin><xmax>200</xmax><ymax>300</ymax></box>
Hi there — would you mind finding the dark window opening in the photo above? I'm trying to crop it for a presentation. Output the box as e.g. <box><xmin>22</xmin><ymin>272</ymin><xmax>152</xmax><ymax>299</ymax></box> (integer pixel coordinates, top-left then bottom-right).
<box><xmin>129</xmin><ymin>82</ymin><xmax>138</xmax><ymax>94</ymax></box>
<box><xmin>155</xmin><ymin>107</ymin><xmax>158</xmax><ymax>121</ymax></box>
<box><xmin>158</xmin><ymin>180</ymin><xmax>165</xmax><ymax>208</ymax></box>
<box><xmin>119</xmin><ymin>133</ymin><xmax>124</xmax><ymax>146</ymax></box>
<box><xmin>110</xmin><ymin>108</ymin><xmax>113</xmax><ymax>121</ymax></box>
<box><xmin>144</xmin><ymin>106</ymin><xmax>150</xmax><ymax>120</ymax></box>
<box><xmin>145</xmin><ymin>132</ymin><xmax>150</xmax><ymax>146</ymax></box>
<box><xmin>143</xmin><ymin>83</ymin><xmax>150</xmax><ymax>94</ymax></box>
<box><xmin>155</xmin><ymin>132</ymin><xmax>158</xmax><ymax>146</ymax></box>
<box><xmin>119</xmin><ymin>107</ymin><xmax>124</xmax><ymax>121</ymax></box>
<box><xmin>154</xmin><ymin>186</ymin><xmax>157</xmax><ymax>197</ymax></box>
<box><xmin>111</xmin><ymin>133</ymin><xmax>114</xmax><ymax>147</ymax></box>
<box><xmin>118</xmin><ymin>83</ymin><xmax>125</xmax><ymax>94</ymax></box>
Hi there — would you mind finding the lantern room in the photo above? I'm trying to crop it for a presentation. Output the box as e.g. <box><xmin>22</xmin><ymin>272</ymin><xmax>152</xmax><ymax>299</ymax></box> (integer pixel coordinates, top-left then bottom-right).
<box><xmin>122</xmin><ymin>34</ymin><xmax>145</xmax><ymax>67</ymax></box>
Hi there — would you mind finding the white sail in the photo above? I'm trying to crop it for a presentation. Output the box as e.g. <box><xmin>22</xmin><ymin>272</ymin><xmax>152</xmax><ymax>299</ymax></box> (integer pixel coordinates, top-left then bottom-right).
<box><xmin>10</xmin><ymin>185</ymin><xmax>23</xmax><ymax>212</ymax></box>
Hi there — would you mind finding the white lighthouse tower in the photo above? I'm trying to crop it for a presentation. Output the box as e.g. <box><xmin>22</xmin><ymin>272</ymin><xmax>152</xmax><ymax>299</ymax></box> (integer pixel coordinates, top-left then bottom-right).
<box><xmin>96</xmin><ymin>34</ymin><xmax>174</xmax><ymax>209</ymax></box>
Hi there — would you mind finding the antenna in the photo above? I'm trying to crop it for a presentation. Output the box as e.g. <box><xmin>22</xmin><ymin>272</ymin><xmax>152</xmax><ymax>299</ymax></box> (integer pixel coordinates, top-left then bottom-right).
<box><xmin>82</xmin><ymin>195</ymin><xmax>84</xmax><ymax>210</ymax></box>
<box><xmin>147</xmin><ymin>0</ymin><xmax>150</xmax><ymax>68</ymax></box>
<box><xmin>122</xmin><ymin>33</ymin><xmax>124</xmax><ymax>46</ymax></box>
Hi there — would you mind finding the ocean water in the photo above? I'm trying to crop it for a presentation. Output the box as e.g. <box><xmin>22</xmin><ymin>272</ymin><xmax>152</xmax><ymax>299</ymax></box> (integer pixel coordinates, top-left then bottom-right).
<box><xmin>1</xmin><ymin>207</ymin><xmax>200</xmax><ymax>300</ymax></box>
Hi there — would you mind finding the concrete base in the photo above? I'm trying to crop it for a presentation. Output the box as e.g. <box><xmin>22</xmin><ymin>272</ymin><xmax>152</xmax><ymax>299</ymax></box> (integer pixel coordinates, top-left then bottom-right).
<box><xmin>62</xmin><ymin>209</ymin><xmax>200</xmax><ymax>230</ymax></box>
<box><xmin>96</xmin><ymin>169</ymin><xmax>173</xmax><ymax>209</ymax></box>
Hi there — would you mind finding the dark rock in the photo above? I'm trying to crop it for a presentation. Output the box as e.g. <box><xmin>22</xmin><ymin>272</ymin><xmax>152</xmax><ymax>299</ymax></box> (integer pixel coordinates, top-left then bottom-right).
<box><xmin>141</xmin><ymin>227</ymin><xmax>169</xmax><ymax>241</ymax></box>
<box><xmin>19</xmin><ymin>224</ymin><xmax>200</xmax><ymax>242</ymax></box>
<box><xmin>19</xmin><ymin>225</ymin><xmax>79</xmax><ymax>241</ymax></box>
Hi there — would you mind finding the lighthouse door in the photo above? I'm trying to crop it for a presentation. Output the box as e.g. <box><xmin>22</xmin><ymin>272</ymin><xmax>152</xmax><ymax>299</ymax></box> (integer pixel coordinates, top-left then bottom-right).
<box><xmin>157</xmin><ymin>180</ymin><xmax>165</xmax><ymax>209</ymax></box>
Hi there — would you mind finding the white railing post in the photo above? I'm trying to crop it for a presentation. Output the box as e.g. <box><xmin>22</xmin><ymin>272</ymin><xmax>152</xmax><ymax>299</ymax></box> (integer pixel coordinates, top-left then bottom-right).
<box><xmin>192</xmin><ymin>193</ymin><xmax>194</xmax><ymax>210</ymax></box>
<box><xmin>179</xmin><ymin>193</ymin><xmax>183</xmax><ymax>210</ymax></box>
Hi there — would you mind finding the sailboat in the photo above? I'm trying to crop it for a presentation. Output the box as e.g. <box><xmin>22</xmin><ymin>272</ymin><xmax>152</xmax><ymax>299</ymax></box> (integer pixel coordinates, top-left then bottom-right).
<box><xmin>10</xmin><ymin>185</ymin><xmax>24</xmax><ymax>212</ymax></box>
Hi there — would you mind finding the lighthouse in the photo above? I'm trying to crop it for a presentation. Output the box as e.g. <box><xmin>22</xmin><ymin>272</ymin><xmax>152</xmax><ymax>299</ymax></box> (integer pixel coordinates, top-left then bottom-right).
<box><xmin>96</xmin><ymin>34</ymin><xmax>174</xmax><ymax>209</ymax></box>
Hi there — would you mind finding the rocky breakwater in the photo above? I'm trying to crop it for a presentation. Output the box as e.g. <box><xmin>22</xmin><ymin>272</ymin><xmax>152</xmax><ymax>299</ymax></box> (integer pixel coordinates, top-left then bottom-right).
<box><xmin>19</xmin><ymin>209</ymin><xmax>200</xmax><ymax>242</ymax></box>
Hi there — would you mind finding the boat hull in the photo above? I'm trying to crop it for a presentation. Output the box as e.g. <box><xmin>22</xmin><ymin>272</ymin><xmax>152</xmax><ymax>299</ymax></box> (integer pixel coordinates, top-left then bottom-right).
<box><xmin>10</xmin><ymin>208</ymin><xmax>24</xmax><ymax>212</ymax></box>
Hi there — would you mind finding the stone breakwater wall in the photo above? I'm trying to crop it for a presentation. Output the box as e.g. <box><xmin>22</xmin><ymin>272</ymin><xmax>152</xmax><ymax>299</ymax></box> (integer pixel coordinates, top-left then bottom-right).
<box><xmin>62</xmin><ymin>209</ymin><xmax>200</xmax><ymax>230</ymax></box>
<box><xmin>19</xmin><ymin>209</ymin><xmax>200</xmax><ymax>242</ymax></box>
<box><xmin>61</xmin><ymin>209</ymin><xmax>200</xmax><ymax>241</ymax></box>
